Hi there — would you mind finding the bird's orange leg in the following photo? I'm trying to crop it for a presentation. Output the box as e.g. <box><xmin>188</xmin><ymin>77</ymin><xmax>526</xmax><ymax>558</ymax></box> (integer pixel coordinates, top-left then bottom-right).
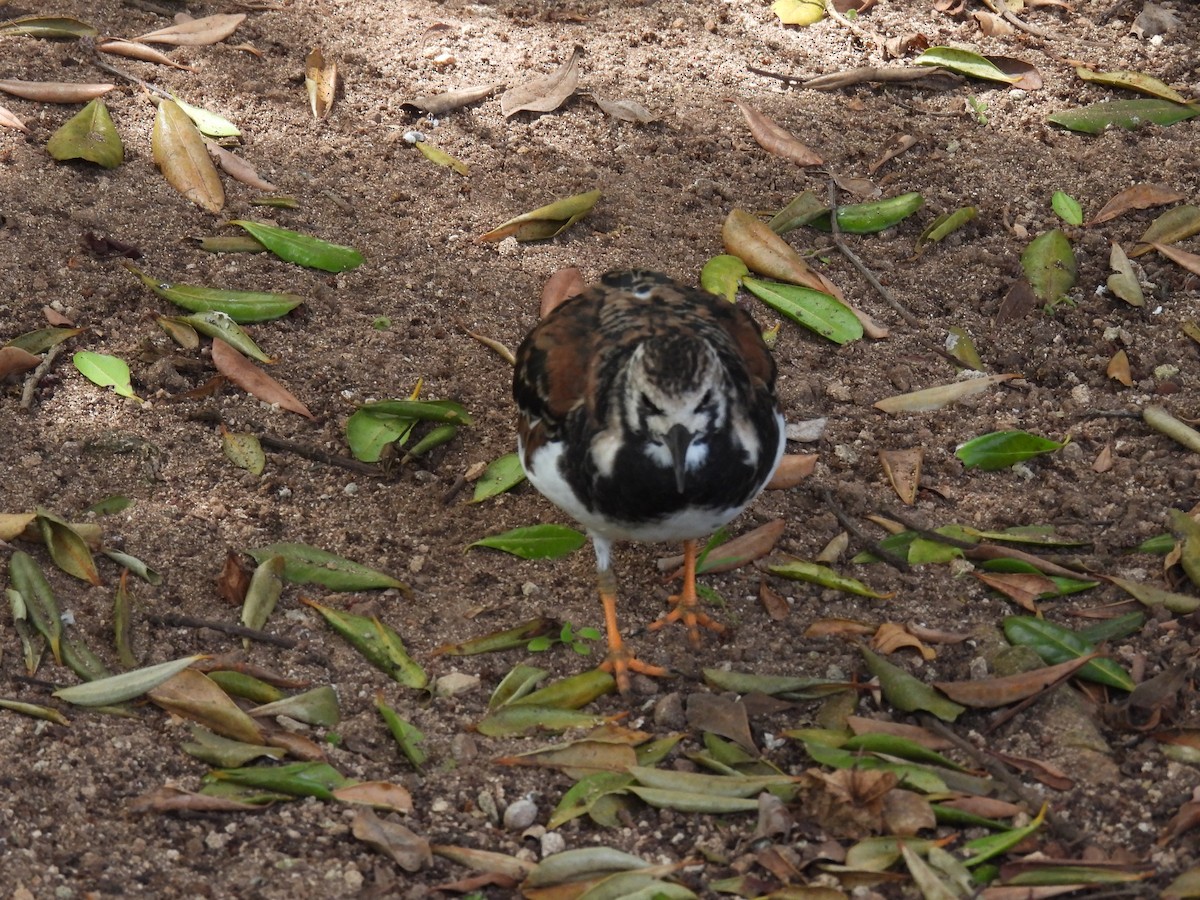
<box><xmin>648</xmin><ymin>539</ymin><xmax>727</xmax><ymax>647</ymax></box>
<box><xmin>595</xmin><ymin>567</ymin><xmax>668</xmax><ymax>694</ymax></box>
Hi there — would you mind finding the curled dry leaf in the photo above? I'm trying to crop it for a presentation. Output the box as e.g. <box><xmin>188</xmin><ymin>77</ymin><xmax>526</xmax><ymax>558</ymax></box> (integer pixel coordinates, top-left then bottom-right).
<box><xmin>873</xmin><ymin>373</ymin><xmax>1016</xmax><ymax>413</ymax></box>
<box><xmin>733</xmin><ymin>99</ymin><xmax>823</xmax><ymax>166</ymax></box>
<box><xmin>878</xmin><ymin>448</ymin><xmax>922</xmax><ymax>505</ymax></box>
<box><xmin>973</xmin><ymin>10</ymin><xmax>1014</xmax><ymax>36</ymax></box>
<box><xmin>540</xmin><ymin>267</ymin><xmax>586</xmax><ymax>317</ymax></box>
<box><xmin>405</xmin><ymin>83</ymin><xmax>501</xmax><ymax>115</ymax></box>
<box><xmin>722</xmin><ymin>208</ymin><xmax>837</xmax><ymax>296</ymax></box>
<box><xmin>1107</xmin><ymin>243</ymin><xmax>1144</xmax><ymax>307</ymax></box>
<box><xmin>592</xmin><ymin>95</ymin><xmax>658</xmax><ymax>123</ymax></box>
<box><xmin>868</xmin><ymin>133</ymin><xmax>917</xmax><ymax>175</ymax></box>
<box><xmin>0</xmin><ymin>103</ymin><xmax>28</xmax><ymax>132</ymax></box>
<box><xmin>1154</xmin><ymin>241</ymin><xmax>1200</xmax><ymax>278</ymax></box>
<box><xmin>501</xmin><ymin>46</ymin><xmax>581</xmax><ymax>117</ymax></box>
<box><xmin>211</xmin><ymin>337</ymin><xmax>313</xmax><ymax>418</ymax></box>
<box><xmin>206</xmin><ymin>141</ymin><xmax>278</xmax><ymax>192</ymax></box>
<box><xmin>0</xmin><ymin>79</ymin><xmax>114</xmax><ymax>103</ymax></box>
<box><xmin>766</xmin><ymin>453</ymin><xmax>817</xmax><ymax>489</ymax></box>
<box><xmin>758</xmin><ymin>581</ymin><xmax>790</xmax><ymax>621</ymax></box>
<box><xmin>1093</xmin><ymin>443</ymin><xmax>1114</xmax><ymax>473</ymax></box>
<box><xmin>934</xmin><ymin>654</ymin><xmax>1098</xmax><ymax>708</ymax></box>
<box><xmin>1107</xmin><ymin>349</ymin><xmax>1133</xmax><ymax>386</ymax></box>
<box><xmin>352</xmin><ymin>809</ymin><xmax>433</xmax><ymax>872</ymax></box>
<box><xmin>99</xmin><ymin>40</ymin><xmax>196</xmax><ymax>71</ymax></box>
<box><xmin>871</xmin><ymin>622</ymin><xmax>935</xmax><ymax>660</ymax></box>
<box><xmin>0</xmin><ymin>346</ymin><xmax>41</xmax><ymax>379</ymax></box>
<box><xmin>1087</xmin><ymin>183</ymin><xmax>1185</xmax><ymax>226</ymax></box>
<box><xmin>134</xmin><ymin>13</ymin><xmax>246</xmax><ymax>46</ymax></box>
<box><xmin>660</xmin><ymin>519</ymin><xmax>786</xmax><ymax>576</ymax></box>
<box><xmin>305</xmin><ymin>48</ymin><xmax>337</xmax><ymax>120</ymax></box>
<box><xmin>153</xmin><ymin>99</ymin><xmax>224</xmax><ymax>213</ymax></box>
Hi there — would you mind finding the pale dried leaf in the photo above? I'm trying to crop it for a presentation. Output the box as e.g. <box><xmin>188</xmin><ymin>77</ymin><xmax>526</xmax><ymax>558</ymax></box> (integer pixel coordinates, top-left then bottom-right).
<box><xmin>205</xmin><ymin>141</ymin><xmax>278</xmax><ymax>192</ymax></box>
<box><xmin>733</xmin><ymin>99</ymin><xmax>823</xmax><ymax>166</ymax></box>
<box><xmin>1088</xmin><ymin>183</ymin><xmax>1185</xmax><ymax>226</ymax></box>
<box><xmin>1093</xmin><ymin>443</ymin><xmax>1114</xmax><ymax>473</ymax></box>
<box><xmin>305</xmin><ymin>48</ymin><xmax>337</xmax><ymax>120</ymax></box>
<box><xmin>871</xmin><ymin>623</ymin><xmax>935</xmax><ymax>660</ymax></box>
<box><xmin>592</xmin><ymin>95</ymin><xmax>659</xmax><ymax>123</ymax></box>
<box><xmin>405</xmin><ymin>83</ymin><xmax>501</xmax><ymax>115</ymax></box>
<box><xmin>211</xmin><ymin>338</ymin><xmax>313</xmax><ymax>418</ymax></box>
<box><xmin>135</xmin><ymin>13</ymin><xmax>246</xmax><ymax>46</ymax></box>
<box><xmin>1154</xmin><ymin>241</ymin><xmax>1200</xmax><ymax>277</ymax></box>
<box><xmin>868</xmin><ymin>133</ymin><xmax>917</xmax><ymax>174</ymax></box>
<box><xmin>352</xmin><ymin>809</ymin><xmax>432</xmax><ymax>871</ymax></box>
<box><xmin>501</xmin><ymin>46</ymin><xmax>581</xmax><ymax>117</ymax></box>
<box><xmin>153</xmin><ymin>99</ymin><xmax>224</xmax><ymax>213</ymax></box>
<box><xmin>766</xmin><ymin>453</ymin><xmax>817</xmax><ymax>489</ymax></box>
<box><xmin>0</xmin><ymin>103</ymin><xmax>29</xmax><ymax>132</ymax></box>
<box><xmin>99</xmin><ymin>40</ymin><xmax>196</xmax><ymax>71</ymax></box>
<box><xmin>879</xmin><ymin>448</ymin><xmax>922</xmax><ymax>505</ymax></box>
<box><xmin>540</xmin><ymin>267</ymin><xmax>586</xmax><ymax>317</ymax></box>
<box><xmin>873</xmin><ymin>374</ymin><xmax>1016</xmax><ymax>413</ymax></box>
<box><xmin>0</xmin><ymin>346</ymin><xmax>41</xmax><ymax>379</ymax></box>
<box><xmin>973</xmin><ymin>10</ymin><xmax>1014</xmax><ymax>35</ymax></box>
<box><xmin>0</xmin><ymin>80</ymin><xmax>114</xmax><ymax>103</ymax></box>
<box><xmin>1106</xmin><ymin>349</ymin><xmax>1132</xmax><ymax>387</ymax></box>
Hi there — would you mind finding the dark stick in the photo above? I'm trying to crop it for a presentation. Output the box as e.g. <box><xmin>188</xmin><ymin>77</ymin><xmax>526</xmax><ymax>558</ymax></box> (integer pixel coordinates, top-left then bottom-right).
<box><xmin>149</xmin><ymin>613</ymin><xmax>297</xmax><ymax>648</ymax></box>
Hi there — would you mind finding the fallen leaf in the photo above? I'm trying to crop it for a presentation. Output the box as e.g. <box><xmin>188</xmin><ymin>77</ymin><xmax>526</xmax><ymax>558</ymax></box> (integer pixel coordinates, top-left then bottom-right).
<box><xmin>733</xmin><ymin>99</ymin><xmax>823</xmax><ymax>166</ymax></box>
<box><xmin>153</xmin><ymin>99</ymin><xmax>224</xmax><ymax>213</ymax></box>
<box><xmin>404</xmin><ymin>83</ymin><xmax>501</xmax><ymax>115</ymax></box>
<box><xmin>501</xmin><ymin>46</ymin><xmax>581</xmax><ymax>117</ymax></box>
<box><xmin>0</xmin><ymin>346</ymin><xmax>41</xmax><ymax>379</ymax></box>
<box><xmin>759</xmin><ymin>581</ymin><xmax>790</xmax><ymax>620</ymax></box>
<box><xmin>98</xmin><ymin>39</ymin><xmax>196</xmax><ymax>71</ymax></box>
<box><xmin>1087</xmin><ymin>183</ymin><xmax>1184</xmax><ymax>226</ymax></box>
<box><xmin>1093</xmin><ymin>443</ymin><xmax>1114</xmax><ymax>473</ymax></box>
<box><xmin>996</xmin><ymin>275</ymin><xmax>1038</xmax><ymax>324</ymax></box>
<box><xmin>1153</xmin><ymin>241</ymin><xmax>1200</xmax><ymax>277</ymax></box>
<box><xmin>0</xmin><ymin>79</ymin><xmax>114</xmax><ymax>103</ymax></box>
<box><xmin>352</xmin><ymin>809</ymin><xmax>432</xmax><ymax>871</ymax></box>
<box><xmin>135</xmin><ymin>13</ymin><xmax>246</xmax><ymax>46</ymax></box>
<box><xmin>541</xmin><ymin>267</ymin><xmax>586</xmax><ymax>317</ymax></box>
<box><xmin>129</xmin><ymin>785</ymin><xmax>268</xmax><ymax>813</ymax></box>
<box><xmin>1076</xmin><ymin>66</ymin><xmax>1190</xmax><ymax>104</ymax></box>
<box><xmin>206</xmin><ymin>142</ymin><xmax>278</xmax><ymax>192</ymax></box>
<box><xmin>686</xmin><ymin>693</ymin><xmax>757</xmax><ymax>753</ymax></box>
<box><xmin>1107</xmin><ymin>350</ymin><xmax>1132</xmax><ymax>386</ymax></box>
<box><xmin>973</xmin><ymin>10</ymin><xmax>1014</xmax><ymax>35</ymax></box>
<box><xmin>871</xmin><ymin>623</ymin><xmax>935</xmax><ymax>660</ymax></box>
<box><xmin>592</xmin><ymin>95</ymin><xmax>658</xmax><ymax>123</ymax></box>
<box><xmin>1107</xmin><ymin>242</ymin><xmax>1144</xmax><ymax>306</ymax></box>
<box><xmin>47</xmin><ymin>99</ymin><xmax>123</xmax><ymax>169</ymax></box>
<box><xmin>975</xmin><ymin>571</ymin><xmax>1056</xmax><ymax>611</ymax></box>
<box><xmin>477</xmin><ymin>189</ymin><xmax>600</xmax><ymax>242</ymax></box>
<box><xmin>879</xmin><ymin>448</ymin><xmax>922</xmax><ymax>505</ymax></box>
<box><xmin>873</xmin><ymin>374</ymin><xmax>1016</xmax><ymax>413</ymax></box>
<box><xmin>0</xmin><ymin>103</ymin><xmax>28</xmax><ymax>132</ymax></box>
<box><xmin>868</xmin><ymin>133</ymin><xmax>917</xmax><ymax>174</ymax></box>
<box><xmin>210</xmin><ymin>338</ymin><xmax>313</xmax><ymax>418</ymax></box>
<box><xmin>305</xmin><ymin>48</ymin><xmax>337</xmax><ymax>120</ymax></box>
<box><xmin>766</xmin><ymin>452</ymin><xmax>817</xmax><ymax>488</ymax></box>
<box><xmin>723</xmin><ymin>208</ymin><xmax>836</xmax><ymax>295</ymax></box>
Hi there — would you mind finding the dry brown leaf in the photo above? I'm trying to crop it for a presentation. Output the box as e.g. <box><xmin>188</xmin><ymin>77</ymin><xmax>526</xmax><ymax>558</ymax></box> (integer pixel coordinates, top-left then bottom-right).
<box><xmin>884</xmin><ymin>32</ymin><xmax>929</xmax><ymax>57</ymax></box>
<box><xmin>211</xmin><ymin>338</ymin><xmax>313</xmax><ymax>418</ymax></box>
<box><xmin>935</xmin><ymin>654</ymin><xmax>1098</xmax><ymax>709</ymax></box>
<box><xmin>882</xmin><ymin>789</ymin><xmax>936</xmax><ymax>836</ymax></box>
<box><xmin>496</xmin><ymin>740</ymin><xmax>637</xmax><ymax>774</ymax></box>
<box><xmin>907</xmin><ymin>623</ymin><xmax>970</xmax><ymax>644</ymax></box>
<box><xmin>540</xmin><ymin>267</ymin><xmax>586</xmax><ymax>317</ymax></box>
<box><xmin>1107</xmin><ymin>349</ymin><xmax>1133</xmax><ymax>387</ymax></box>
<box><xmin>42</xmin><ymin>306</ymin><xmax>74</xmax><ymax>326</ymax></box>
<box><xmin>733</xmin><ymin>99</ymin><xmax>823</xmax><ymax>166</ymax></box>
<box><xmin>722</xmin><ymin>208</ymin><xmax>836</xmax><ymax>295</ymax></box>
<box><xmin>217</xmin><ymin>548</ymin><xmax>251</xmax><ymax>606</ymax></box>
<box><xmin>996</xmin><ymin>274</ymin><xmax>1038</xmax><ymax>324</ymax></box>
<box><xmin>766</xmin><ymin>453</ymin><xmax>817</xmax><ymax>489</ymax></box>
<box><xmin>333</xmin><ymin>781</ymin><xmax>414</xmax><ymax>812</ymax></box>
<box><xmin>592</xmin><ymin>95</ymin><xmax>659</xmax><ymax>123</ymax></box>
<box><xmin>871</xmin><ymin>623</ymin><xmax>935</xmax><ymax>660</ymax></box>
<box><xmin>873</xmin><ymin>373</ymin><xmax>1016</xmax><ymax>414</ymax></box>
<box><xmin>148</xmin><ymin>668</ymin><xmax>266</xmax><ymax>743</ymax></box>
<box><xmin>500</xmin><ymin>46</ymin><xmax>581</xmax><ymax>117</ymax></box>
<box><xmin>868</xmin><ymin>133</ymin><xmax>916</xmax><ymax>174</ymax></box>
<box><xmin>805</xmin><ymin>618</ymin><xmax>875</xmax><ymax>639</ymax></box>
<box><xmin>1093</xmin><ymin>443</ymin><xmax>1114</xmax><ymax>473</ymax></box>
<box><xmin>263</xmin><ymin>727</ymin><xmax>327</xmax><ymax>761</ymax></box>
<box><xmin>938</xmin><ymin>795</ymin><xmax>1023</xmax><ymax>818</ymax></box>
<box><xmin>205</xmin><ymin>141</ymin><xmax>278</xmax><ymax>192</ymax></box>
<box><xmin>988</xmin><ymin>751</ymin><xmax>1074</xmax><ymax>790</ymax></box>
<box><xmin>975</xmin><ymin>571</ymin><xmax>1056</xmax><ymax>611</ymax></box>
<box><xmin>879</xmin><ymin>448</ymin><xmax>922</xmax><ymax>505</ymax></box>
<box><xmin>0</xmin><ymin>346</ymin><xmax>41</xmax><ymax>379</ymax></box>
<box><xmin>129</xmin><ymin>785</ymin><xmax>268</xmax><ymax>813</ymax></box>
<box><xmin>973</xmin><ymin>10</ymin><xmax>1015</xmax><ymax>35</ymax></box>
<box><xmin>305</xmin><ymin>48</ymin><xmax>337</xmax><ymax>120</ymax></box>
<box><xmin>672</xmin><ymin>518</ymin><xmax>786</xmax><ymax>575</ymax></box>
<box><xmin>0</xmin><ymin>79</ymin><xmax>114</xmax><ymax>103</ymax></box>
<box><xmin>153</xmin><ymin>99</ymin><xmax>224</xmax><ymax>213</ymax></box>
<box><xmin>685</xmin><ymin>693</ymin><xmax>756</xmax><ymax>753</ymax></box>
<box><xmin>405</xmin><ymin>83</ymin><xmax>500</xmax><ymax>115</ymax></box>
<box><xmin>1087</xmin><ymin>183</ymin><xmax>1185</xmax><ymax>226</ymax></box>
<box><xmin>99</xmin><ymin>40</ymin><xmax>196</xmax><ymax>71</ymax></box>
<box><xmin>352</xmin><ymin>809</ymin><xmax>432</xmax><ymax>872</ymax></box>
<box><xmin>0</xmin><ymin>103</ymin><xmax>28</xmax><ymax>132</ymax></box>
<box><xmin>758</xmin><ymin>581</ymin><xmax>790</xmax><ymax>621</ymax></box>
<box><xmin>135</xmin><ymin>13</ymin><xmax>246</xmax><ymax>46</ymax></box>
<box><xmin>846</xmin><ymin>716</ymin><xmax>953</xmax><ymax>749</ymax></box>
<box><xmin>1154</xmin><ymin>241</ymin><xmax>1200</xmax><ymax>277</ymax></box>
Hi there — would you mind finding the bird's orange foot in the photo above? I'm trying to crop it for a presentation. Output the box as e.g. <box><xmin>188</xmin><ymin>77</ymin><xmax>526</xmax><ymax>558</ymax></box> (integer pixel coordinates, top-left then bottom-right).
<box><xmin>648</xmin><ymin>592</ymin><xmax>727</xmax><ymax>647</ymax></box>
<box><xmin>599</xmin><ymin>649</ymin><xmax>669</xmax><ymax>695</ymax></box>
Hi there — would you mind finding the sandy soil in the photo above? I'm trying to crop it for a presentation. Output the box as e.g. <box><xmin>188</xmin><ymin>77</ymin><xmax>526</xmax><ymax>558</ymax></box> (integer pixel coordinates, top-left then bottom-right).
<box><xmin>2</xmin><ymin>0</ymin><xmax>1200</xmax><ymax>896</ymax></box>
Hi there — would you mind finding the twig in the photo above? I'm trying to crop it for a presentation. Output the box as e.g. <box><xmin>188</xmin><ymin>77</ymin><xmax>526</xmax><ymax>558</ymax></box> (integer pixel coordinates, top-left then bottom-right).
<box><xmin>822</xmin><ymin>488</ymin><xmax>910</xmax><ymax>571</ymax></box>
<box><xmin>258</xmin><ymin>434</ymin><xmax>383</xmax><ymax>475</ymax></box>
<box><xmin>919</xmin><ymin>715</ymin><xmax>1083</xmax><ymax>843</ymax></box>
<box><xmin>90</xmin><ymin>53</ymin><xmax>172</xmax><ymax>99</ymax></box>
<box><xmin>20</xmin><ymin>344</ymin><xmax>66</xmax><ymax>410</ymax></box>
<box><xmin>823</xmin><ymin>2</ymin><xmax>886</xmax><ymax>52</ymax></box>
<box><xmin>989</xmin><ymin>0</ymin><xmax>1108</xmax><ymax>46</ymax></box>
<box><xmin>149</xmin><ymin>613</ymin><xmax>298</xmax><ymax>648</ymax></box>
<box><xmin>825</xmin><ymin>179</ymin><xmax>921</xmax><ymax>328</ymax></box>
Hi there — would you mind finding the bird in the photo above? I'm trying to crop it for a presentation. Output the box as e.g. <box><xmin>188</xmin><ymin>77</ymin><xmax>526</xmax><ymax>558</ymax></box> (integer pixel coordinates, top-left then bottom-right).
<box><xmin>513</xmin><ymin>269</ymin><xmax>785</xmax><ymax>694</ymax></box>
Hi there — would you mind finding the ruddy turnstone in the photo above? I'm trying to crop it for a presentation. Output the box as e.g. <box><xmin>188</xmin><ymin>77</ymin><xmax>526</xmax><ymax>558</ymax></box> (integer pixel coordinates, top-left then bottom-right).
<box><xmin>513</xmin><ymin>269</ymin><xmax>785</xmax><ymax>693</ymax></box>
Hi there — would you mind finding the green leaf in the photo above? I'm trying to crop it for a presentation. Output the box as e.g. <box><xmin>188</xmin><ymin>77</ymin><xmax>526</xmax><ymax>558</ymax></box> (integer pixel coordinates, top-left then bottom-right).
<box><xmin>956</xmin><ymin>430</ymin><xmax>1065</xmax><ymax>470</ymax></box>
<box><xmin>84</xmin><ymin>494</ymin><xmax>132</xmax><ymax>515</ymax></box>
<box><xmin>1021</xmin><ymin>229</ymin><xmax>1077</xmax><ymax>305</ymax></box>
<box><xmin>73</xmin><ymin>350</ymin><xmax>139</xmax><ymax>400</ymax></box>
<box><xmin>916</xmin><ymin>206</ymin><xmax>977</xmax><ymax>251</ymax></box>
<box><xmin>356</xmin><ymin>398</ymin><xmax>473</xmax><ymax>426</ymax></box>
<box><xmin>472</xmin><ymin>452</ymin><xmax>527</xmax><ymax>502</ymax></box>
<box><xmin>1075</xmin><ymin>67</ymin><xmax>1190</xmax><ymax>104</ymax></box>
<box><xmin>1051</xmin><ymin>191</ymin><xmax>1083</xmax><ymax>226</ymax></box>
<box><xmin>414</xmin><ymin>139</ymin><xmax>469</xmax><ymax>175</ymax></box>
<box><xmin>248</xmin><ymin>543</ymin><xmax>407</xmax><ymax>591</ymax></box>
<box><xmin>0</xmin><ymin>16</ymin><xmax>97</xmax><ymax>38</ymax></box>
<box><xmin>172</xmin><ymin>311</ymin><xmax>271</xmax><ymax>363</ymax></box>
<box><xmin>302</xmin><ymin>599</ymin><xmax>427</xmax><ymax>688</ymax></box>
<box><xmin>222</xmin><ymin>431</ymin><xmax>265</xmax><ymax>475</ymax></box>
<box><xmin>469</xmin><ymin>524</ymin><xmax>587</xmax><ymax>560</ymax></box>
<box><xmin>4</xmin><ymin>326</ymin><xmax>84</xmax><ymax>354</ymax></box>
<box><xmin>743</xmin><ymin>277</ymin><xmax>862</xmax><ymax>345</ymax></box>
<box><xmin>478</xmin><ymin>189</ymin><xmax>601</xmax><ymax>242</ymax></box>
<box><xmin>768</xmin><ymin>190</ymin><xmax>827</xmax><ymax>233</ymax></box>
<box><xmin>377</xmin><ymin>694</ymin><xmax>428</xmax><ymax>769</ymax></box>
<box><xmin>37</xmin><ymin>508</ymin><xmax>100</xmax><ymax>585</ymax></box>
<box><xmin>230</xmin><ymin>220</ymin><xmax>363</xmax><ymax>273</ymax></box>
<box><xmin>771</xmin><ymin>0</ymin><xmax>825</xmax><ymax>26</ymax></box>
<box><xmin>171</xmin><ymin>94</ymin><xmax>241</xmax><ymax>138</ymax></box>
<box><xmin>345</xmin><ymin>408</ymin><xmax>416</xmax><ymax>462</ymax></box>
<box><xmin>767</xmin><ymin>559</ymin><xmax>892</xmax><ymax>598</ymax></box>
<box><xmin>860</xmin><ymin>646</ymin><xmax>966</xmax><ymax>721</ymax></box>
<box><xmin>53</xmin><ymin>654</ymin><xmax>206</xmax><ymax>706</ymax></box>
<box><xmin>46</xmin><ymin>99</ymin><xmax>122</xmax><ymax>168</ymax></box>
<box><xmin>699</xmin><ymin>254</ymin><xmax>750</xmax><ymax>302</ymax></box>
<box><xmin>915</xmin><ymin>47</ymin><xmax>1018</xmax><ymax>84</ymax></box>
<box><xmin>124</xmin><ymin>263</ymin><xmax>303</xmax><ymax>322</ymax></box>
<box><xmin>810</xmin><ymin>192</ymin><xmax>925</xmax><ymax>234</ymax></box>
<box><xmin>206</xmin><ymin>761</ymin><xmax>351</xmax><ymax>801</ymax></box>
<box><xmin>1002</xmin><ymin>616</ymin><xmax>1135</xmax><ymax>691</ymax></box>
<box><xmin>1047</xmin><ymin>98</ymin><xmax>1200</xmax><ymax>134</ymax></box>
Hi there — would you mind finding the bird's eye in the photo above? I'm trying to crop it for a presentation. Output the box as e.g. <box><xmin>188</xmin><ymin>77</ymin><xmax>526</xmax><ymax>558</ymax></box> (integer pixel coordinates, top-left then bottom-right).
<box><xmin>640</xmin><ymin>394</ymin><xmax>663</xmax><ymax>416</ymax></box>
<box><xmin>698</xmin><ymin>389</ymin><xmax>714</xmax><ymax>410</ymax></box>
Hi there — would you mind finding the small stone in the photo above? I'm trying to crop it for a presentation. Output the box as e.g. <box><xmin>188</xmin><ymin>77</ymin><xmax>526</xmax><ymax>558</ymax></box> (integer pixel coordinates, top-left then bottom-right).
<box><xmin>434</xmin><ymin>672</ymin><xmax>480</xmax><ymax>696</ymax></box>
<box><xmin>540</xmin><ymin>831</ymin><xmax>566</xmax><ymax>856</ymax></box>
<box><xmin>477</xmin><ymin>790</ymin><xmax>500</xmax><ymax>824</ymax></box>
<box><xmin>451</xmin><ymin>733</ymin><xmax>478</xmax><ymax>762</ymax></box>
<box><xmin>653</xmin><ymin>692</ymin><xmax>686</xmax><ymax>730</ymax></box>
<box><xmin>503</xmin><ymin>797</ymin><xmax>538</xmax><ymax>830</ymax></box>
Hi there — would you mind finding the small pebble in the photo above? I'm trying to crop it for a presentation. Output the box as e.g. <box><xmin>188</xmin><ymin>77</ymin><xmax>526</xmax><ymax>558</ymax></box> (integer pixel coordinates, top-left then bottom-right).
<box><xmin>503</xmin><ymin>797</ymin><xmax>538</xmax><ymax>831</ymax></box>
<box><xmin>540</xmin><ymin>831</ymin><xmax>566</xmax><ymax>856</ymax></box>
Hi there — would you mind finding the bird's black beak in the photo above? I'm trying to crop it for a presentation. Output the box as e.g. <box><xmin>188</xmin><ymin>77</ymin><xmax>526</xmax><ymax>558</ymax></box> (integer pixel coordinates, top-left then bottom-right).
<box><xmin>665</xmin><ymin>423</ymin><xmax>694</xmax><ymax>493</ymax></box>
